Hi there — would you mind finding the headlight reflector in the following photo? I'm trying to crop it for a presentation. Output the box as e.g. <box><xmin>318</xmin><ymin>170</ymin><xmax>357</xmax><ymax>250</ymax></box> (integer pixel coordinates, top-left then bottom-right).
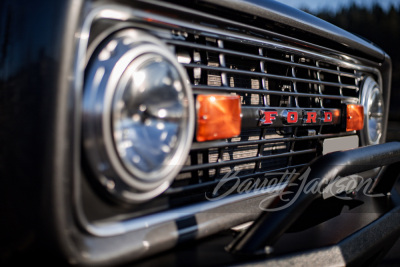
<box><xmin>113</xmin><ymin>54</ymin><xmax>186</xmax><ymax>177</ymax></box>
<box><xmin>83</xmin><ymin>29</ymin><xmax>194</xmax><ymax>203</ymax></box>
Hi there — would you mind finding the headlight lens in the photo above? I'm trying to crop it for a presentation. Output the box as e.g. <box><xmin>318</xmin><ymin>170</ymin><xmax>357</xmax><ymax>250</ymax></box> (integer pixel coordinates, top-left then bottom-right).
<box><xmin>83</xmin><ymin>29</ymin><xmax>194</xmax><ymax>203</ymax></box>
<box><xmin>360</xmin><ymin>76</ymin><xmax>384</xmax><ymax>145</ymax></box>
<box><xmin>113</xmin><ymin>54</ymin><xmax>186</xmax><ymax>177</ymax></box>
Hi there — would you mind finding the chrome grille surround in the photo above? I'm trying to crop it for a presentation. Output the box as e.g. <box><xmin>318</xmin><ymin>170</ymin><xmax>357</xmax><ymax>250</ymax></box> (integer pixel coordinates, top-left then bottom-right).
<box><xmin>75</xmin><ymin>3</ymin><xmax>383</xmax><ymax>239</ymax></box>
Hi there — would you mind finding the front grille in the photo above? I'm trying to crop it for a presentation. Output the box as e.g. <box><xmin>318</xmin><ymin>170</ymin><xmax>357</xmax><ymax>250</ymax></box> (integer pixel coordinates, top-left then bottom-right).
<box><xmin>162</xmin><ymin>31</ymin><xmax>363</xmax><ymax>199</ymax></box>
<box><xmin>82</xmin><ymin>3</ymin><xmax>381</xmax><ymax>217</ymax></box>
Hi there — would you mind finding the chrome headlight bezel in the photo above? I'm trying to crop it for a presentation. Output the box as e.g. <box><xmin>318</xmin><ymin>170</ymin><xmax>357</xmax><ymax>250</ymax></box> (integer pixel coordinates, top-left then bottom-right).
<box><xmin>360</xmin><ymin>76</ymin><xmax>384</xmax><ymax>145</ymax></box>
<box><xmin>82</xmin><ymin>29</ymin><xmax>194</xmax><ymax>203</ymax></box>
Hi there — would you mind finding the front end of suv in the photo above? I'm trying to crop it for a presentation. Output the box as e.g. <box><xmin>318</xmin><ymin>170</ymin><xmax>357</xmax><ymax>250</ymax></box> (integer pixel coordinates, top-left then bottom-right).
<box><xmin>1</xmin><ymin>0</ymin><xmax>399</xmax><ymax>265</ymax></box>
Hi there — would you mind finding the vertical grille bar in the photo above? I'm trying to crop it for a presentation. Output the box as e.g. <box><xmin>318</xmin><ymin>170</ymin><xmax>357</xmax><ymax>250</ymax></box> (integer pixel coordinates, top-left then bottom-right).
<box><xmin>337</xmin><ymin>66</ymin><xmax>344</xmax><ymax>96</ymax></box>
<box><xmin>316</xmin><ymin>61</ymin><xmax>324</xmax><ymax>108</ymax></box>
<box><xmin>290</xmin><ymin>54</ymin><xmax>299</xmax><ymax>108</ymax></box>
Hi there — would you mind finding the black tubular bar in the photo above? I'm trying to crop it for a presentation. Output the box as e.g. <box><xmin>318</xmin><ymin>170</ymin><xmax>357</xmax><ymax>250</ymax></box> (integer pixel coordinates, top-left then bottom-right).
<box><xmin>227</xmin><ymin>142</ymin><xmax>400</xmax><ymax>256</ymax></box>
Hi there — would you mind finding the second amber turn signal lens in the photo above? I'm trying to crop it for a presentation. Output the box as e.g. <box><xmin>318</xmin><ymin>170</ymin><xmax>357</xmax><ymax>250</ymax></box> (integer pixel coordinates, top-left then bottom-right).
<box><xmin>196</xmin><ymin>95</ymin><xmax>241</xmax><ymax>142</ymax></box>
<box><xmin>346</xmin><ymin>104</ymin><xmax>364</xmax><ymax>131</ymax></box>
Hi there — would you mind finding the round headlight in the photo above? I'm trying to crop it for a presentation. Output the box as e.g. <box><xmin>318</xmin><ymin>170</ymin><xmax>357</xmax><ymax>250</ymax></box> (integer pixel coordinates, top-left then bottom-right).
<box><xmin>360</xmin><ymin>76</ymin><xmax>384</xmax><ymax>145</ymax></box>
<box><xmin>83</xmin><ymin>29</ymin><xmax>194</xmax><ymax>203</ymax></box>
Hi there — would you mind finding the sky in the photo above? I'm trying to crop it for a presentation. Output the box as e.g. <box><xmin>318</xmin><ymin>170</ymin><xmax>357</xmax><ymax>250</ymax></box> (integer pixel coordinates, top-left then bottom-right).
<box><xmin>275</xmin><ymin>0</ymin><xmax>400</xmax><ymax>13</ymax></box>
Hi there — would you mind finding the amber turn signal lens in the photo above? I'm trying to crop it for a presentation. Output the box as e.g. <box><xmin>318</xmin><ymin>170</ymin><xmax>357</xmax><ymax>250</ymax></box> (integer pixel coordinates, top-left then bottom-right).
<box><xmin>196</xmin><ymin>95</ymin><xmax>241</xmax><ymax>142</ymax></box>
<box><xmin>346</xmin><ymin>104</ymin><xmax>364</xmax><ymax>131</ymax></box>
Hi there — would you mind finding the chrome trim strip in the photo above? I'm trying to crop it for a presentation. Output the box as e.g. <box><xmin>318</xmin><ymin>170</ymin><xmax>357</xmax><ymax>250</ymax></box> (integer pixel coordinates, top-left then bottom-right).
<box><xmin>85</xmin><ymin>182</ymin><xmax>287</xmax><ymax>236</ymax></box>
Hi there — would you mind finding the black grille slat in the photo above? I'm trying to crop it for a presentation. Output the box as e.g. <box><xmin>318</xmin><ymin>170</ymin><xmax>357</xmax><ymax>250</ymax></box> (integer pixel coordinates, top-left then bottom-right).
<box><xmin>167</xmin><ymin>39</ymin><xmax>359</xmax><ymax>78</ymax></box>
<box><xmin>192</xmin><ymin>85</ymin><xmax>357</xmax><ymax>101</ymax></box>
<box><xmin>167</xmin><ymin>163</ymin><xmax>309</xmax><ymax>195</ymax></box>
<box><xmin>189</xmin><ymin>132</ymin><xmax>355</xmax><ymax>150</ymax></box>
<box><xmin>183</xmin><ymin>63</ymin><xmax>359</xmax><ymax>90</ymax></box>
<box><xmin>181</xmin><ymin>149</ymin><xmax>316</xmax><ymax>172</ymax></box>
